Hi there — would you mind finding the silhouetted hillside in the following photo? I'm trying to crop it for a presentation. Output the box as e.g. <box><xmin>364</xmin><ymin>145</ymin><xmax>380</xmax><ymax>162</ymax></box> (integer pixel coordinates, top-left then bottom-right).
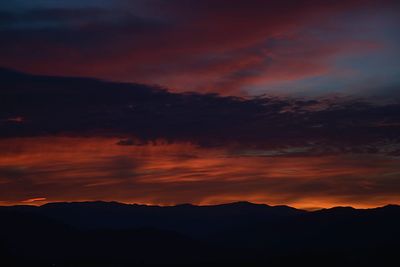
<box><xmin>1</xmin><ymin>202</ymin><xmax>399</xmax><ymax>266</ymax></box>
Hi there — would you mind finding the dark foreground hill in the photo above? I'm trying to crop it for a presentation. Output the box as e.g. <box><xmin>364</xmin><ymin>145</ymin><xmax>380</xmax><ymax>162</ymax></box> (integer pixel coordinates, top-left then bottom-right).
<box><xmin>1</xmin><ymin>201</ymin><xmax>399</xmax><ymax>266</ymax></box>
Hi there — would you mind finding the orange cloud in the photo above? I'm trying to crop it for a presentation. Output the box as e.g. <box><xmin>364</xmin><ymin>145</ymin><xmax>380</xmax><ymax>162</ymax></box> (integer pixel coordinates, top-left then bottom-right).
<box><xmin>21</xmin><ymin>197</ymin><xmax>47</xmax><ymax>203</ymax></box>
<box><xmin>0</xmin><ymin>137</ymin><xmax>399</xmax><ymax>209</ymax></box>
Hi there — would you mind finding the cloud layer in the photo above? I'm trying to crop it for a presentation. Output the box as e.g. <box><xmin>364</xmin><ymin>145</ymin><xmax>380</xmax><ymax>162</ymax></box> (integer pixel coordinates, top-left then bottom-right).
<box><xmin>1</xmin><ymin>137</ymin><xmax>399</xmax><ymax>208</ymax></box>
<box><xmin>1</xmin><ymin>0</ymin><xmax>399</xmax><ymax>95</ymax></box>
<box><xmin>1</xmin><ymin>69</ymin><xmax>400</xmax><ymax>153</ymax></box>
<box><xmin>1</xmin><ymin>1</ymin><xmax>400</xmax><ymax>208</ymax></box>
<box><xmin>0</xmin><ymin>69</ymin><xmax>399</xmax><ymax>207</ymax></box>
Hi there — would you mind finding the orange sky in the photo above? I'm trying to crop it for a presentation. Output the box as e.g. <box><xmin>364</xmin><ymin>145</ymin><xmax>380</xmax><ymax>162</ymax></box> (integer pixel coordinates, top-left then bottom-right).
<box><xmin>1</xmin><ymin>137</ymin><xmax>399</xmax><ymax>209</ymax></box>
<box><xmin>1</xmin><ymin>1</ymin><xmax>400</xmax><ymax>213</ymax></box>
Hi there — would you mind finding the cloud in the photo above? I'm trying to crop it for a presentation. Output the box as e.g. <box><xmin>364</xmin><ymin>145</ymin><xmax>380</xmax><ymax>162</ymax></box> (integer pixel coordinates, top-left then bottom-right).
<box><xmin>0</xmin><ymin>69</ymin><xmax>399</xmax><ymax>207</ymax></box>
<box><xmin>1</xmin><ymin>68</ymin><xmax>399</xmax><ymax>154</ymax></box>
<box><xmin>21</xmin><ymin>197</ymin><xmax>47</xmax><ymax>203</ymax></box>
<box><xmin>1</xmin><ymin>1</ymin><xmax>399</xmax><ymax>208</ymax></box>
<box><xmin>0</xmin><ymin>0</ymin><xmax>398</xmax><ymax>95</ymax></box>
<box><xmin>0</xmin><ymin>137</ymin><xmax>399</xmax><ymax>208</ymax></box>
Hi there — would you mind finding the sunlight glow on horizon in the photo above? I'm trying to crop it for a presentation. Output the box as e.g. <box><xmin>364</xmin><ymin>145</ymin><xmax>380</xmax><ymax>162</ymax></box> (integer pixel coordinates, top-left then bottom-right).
<box><xmin>1</xmin><ymin>137</ymin><xmax>399</xmax><ymax>209</ymax></box>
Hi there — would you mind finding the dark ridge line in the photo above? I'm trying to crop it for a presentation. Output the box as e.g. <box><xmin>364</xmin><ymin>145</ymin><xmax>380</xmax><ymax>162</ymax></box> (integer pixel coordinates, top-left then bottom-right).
<box><xmin>1</xmin><ymin>200</ymin><xmax>399</xmax><ymax>212</ymax></box>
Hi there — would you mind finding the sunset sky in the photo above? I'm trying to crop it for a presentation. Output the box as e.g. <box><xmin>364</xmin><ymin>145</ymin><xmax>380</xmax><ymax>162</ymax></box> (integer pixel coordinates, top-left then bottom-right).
<box><xmin>1</xmin><ymin>0</ymin><xmax>400</xmax><ymax>208</ymax></box>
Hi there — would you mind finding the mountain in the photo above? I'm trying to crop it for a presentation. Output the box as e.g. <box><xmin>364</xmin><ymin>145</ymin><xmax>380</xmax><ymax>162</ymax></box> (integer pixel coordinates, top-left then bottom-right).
<box><xmin>0</xmin><ymin>201</ymin><xmax>304</xmax><ymax>238</ymax></box>
<box><xmin>1</xmin><ymin>201</ymin><xmax>399</xmax><ymax>266</ymax></box>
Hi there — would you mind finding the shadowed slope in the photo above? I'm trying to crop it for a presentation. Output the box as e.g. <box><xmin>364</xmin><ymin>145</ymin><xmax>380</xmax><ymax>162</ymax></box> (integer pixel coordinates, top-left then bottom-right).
<box><xmin>1</xmin><ymin>202</ymin><xmax>399</xmax><ymax>266</ymax></box>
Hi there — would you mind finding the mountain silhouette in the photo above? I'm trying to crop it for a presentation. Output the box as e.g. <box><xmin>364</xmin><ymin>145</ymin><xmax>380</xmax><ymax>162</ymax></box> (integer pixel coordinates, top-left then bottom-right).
<box><xmin>1</xmin><ymin>201</ymin><xmax>399</xmax><ymax>266</ymax></box>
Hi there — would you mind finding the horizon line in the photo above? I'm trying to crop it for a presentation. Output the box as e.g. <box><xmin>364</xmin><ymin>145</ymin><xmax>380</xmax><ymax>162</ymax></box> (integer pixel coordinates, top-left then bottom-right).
<box><xmin>1</xmin><ymin>200</ymin><xmax>399</xmax><ymax>212</ymax></box>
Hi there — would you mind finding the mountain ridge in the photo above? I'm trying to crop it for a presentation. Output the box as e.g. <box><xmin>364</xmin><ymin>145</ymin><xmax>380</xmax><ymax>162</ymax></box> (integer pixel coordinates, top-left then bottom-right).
<box><xmin>1</xmin><ymin>200</ymin><xmax>399</xmax><ymax>266</ymax></box>
<box><xmin>2</xmin><ymin>200</ymin><xmax>399</xmax><ymax>211</ymax></box>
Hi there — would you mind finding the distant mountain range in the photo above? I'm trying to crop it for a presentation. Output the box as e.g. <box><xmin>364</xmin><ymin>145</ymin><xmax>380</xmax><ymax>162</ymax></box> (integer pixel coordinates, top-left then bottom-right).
<box><xmin>1</xmin><ymin>201</ymin><xmax>399</xmax><ymax>266</ymax></box>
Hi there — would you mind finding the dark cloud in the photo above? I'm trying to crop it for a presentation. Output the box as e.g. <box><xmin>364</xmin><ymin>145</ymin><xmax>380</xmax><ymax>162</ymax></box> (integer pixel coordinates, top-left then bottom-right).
<box><xmin>1</xmin><ymin>68</ymin><xmax>399</xmax><ymax>155</ymax></box>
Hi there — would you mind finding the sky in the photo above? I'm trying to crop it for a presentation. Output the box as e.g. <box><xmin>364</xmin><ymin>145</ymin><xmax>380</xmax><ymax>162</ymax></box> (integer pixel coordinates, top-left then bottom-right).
<box><xmin>0</xmin><ymin>1</ymin><xmax>400</xmax><ymax>208</ymax></box>
<box><xmin>1</xmin><ymin>137</ymin><xmax>400</xmax><ymax>209</ymax></box>
<box><xmin>1</xmin><ymin>0</ymin><xmax>399</xmax><ymax>96</ymax></box>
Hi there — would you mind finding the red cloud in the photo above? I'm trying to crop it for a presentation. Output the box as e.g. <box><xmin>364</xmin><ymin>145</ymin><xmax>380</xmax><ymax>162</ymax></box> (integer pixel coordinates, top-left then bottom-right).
<box><xmin>0</xmin><ymin>0</ymin><xmax>395</xmax><ymax>95</ymax></box>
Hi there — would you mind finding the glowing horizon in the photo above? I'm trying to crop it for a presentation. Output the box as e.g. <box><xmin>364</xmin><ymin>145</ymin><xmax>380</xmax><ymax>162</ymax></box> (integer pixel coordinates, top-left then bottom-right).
<box><xmin>1</xmin><ymin>137</ymin><xmax>399</xmax><ymax>209</ymax></box>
